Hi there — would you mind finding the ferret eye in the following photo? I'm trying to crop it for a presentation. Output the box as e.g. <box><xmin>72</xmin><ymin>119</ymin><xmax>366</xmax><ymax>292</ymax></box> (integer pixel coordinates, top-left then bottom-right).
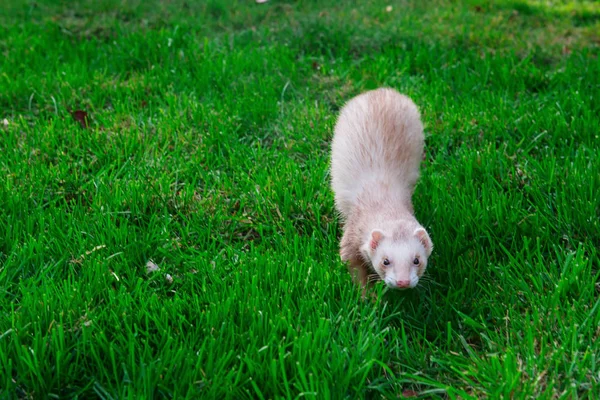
<box><xmin>382</xmin><ymin>258</ymin><xmax>390</xmax><ymax>266</ymax></box>
<box><xmin>413</xmin><ymin>257</ymin><xmax>419</xmax><ymax>265</ymax></box>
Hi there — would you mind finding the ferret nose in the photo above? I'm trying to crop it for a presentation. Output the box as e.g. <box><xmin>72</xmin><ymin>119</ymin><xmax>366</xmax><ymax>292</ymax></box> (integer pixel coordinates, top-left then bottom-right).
<box><xmin>396</xmin><ymin>280</ymin><xmax>411</xmax><ymax>288</ymax></box>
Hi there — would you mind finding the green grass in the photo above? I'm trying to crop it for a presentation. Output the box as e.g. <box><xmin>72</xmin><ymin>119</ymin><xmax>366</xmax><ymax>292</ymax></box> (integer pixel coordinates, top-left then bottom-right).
<box><xmin>1</xmin><ymin>0</ymin><xmax>599</xmax><ymax>398</ymax></box>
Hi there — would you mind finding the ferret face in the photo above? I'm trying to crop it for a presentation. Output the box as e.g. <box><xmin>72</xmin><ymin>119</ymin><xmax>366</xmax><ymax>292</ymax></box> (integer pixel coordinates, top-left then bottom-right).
<box><xmin>362</xmin><ymin>228</ymin><xmax>433</xmax><ymax>289</ymax></box>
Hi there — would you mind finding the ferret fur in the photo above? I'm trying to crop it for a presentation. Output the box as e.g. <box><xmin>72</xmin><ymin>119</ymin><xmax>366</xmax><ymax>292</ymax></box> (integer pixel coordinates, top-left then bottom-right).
<box><xmin>330</xmin><ymin>88</ymin><xmax>433</xmax><ymax>291</ymax></box>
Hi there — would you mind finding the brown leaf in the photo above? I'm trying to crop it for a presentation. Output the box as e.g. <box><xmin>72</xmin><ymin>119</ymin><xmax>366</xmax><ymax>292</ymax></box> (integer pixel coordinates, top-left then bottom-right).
<box><xmin>71</xmin><ymin>110</ymin><xmax>90</xmax><ymax>129</ymax></box>
<box><xmin>401</xmin><ymin>389</ymin><xmax>418</xmax><ymax>397</ymax></box>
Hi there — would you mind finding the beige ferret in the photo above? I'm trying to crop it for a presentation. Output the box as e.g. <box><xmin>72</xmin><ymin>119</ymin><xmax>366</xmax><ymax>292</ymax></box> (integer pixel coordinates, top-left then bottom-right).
<box><xmin>330</xmin><ymin>88</ymin><xmax>433</xmax><ymax>292</ymax></box>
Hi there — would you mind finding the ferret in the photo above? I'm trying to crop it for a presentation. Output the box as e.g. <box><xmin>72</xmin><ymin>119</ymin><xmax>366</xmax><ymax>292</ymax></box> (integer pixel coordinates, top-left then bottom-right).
<box><xmin>329</xmin><ymin>88</ymin><xmax>433</xmax><ymax>292</ymax></box>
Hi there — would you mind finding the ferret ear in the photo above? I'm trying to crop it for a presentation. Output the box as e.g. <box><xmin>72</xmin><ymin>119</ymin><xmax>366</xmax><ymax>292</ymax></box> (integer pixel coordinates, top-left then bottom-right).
<box><xmin>414</xmin><ymin>227</ymin><xmax>433</xmax><ymax>256</ymax></box>
<box><xmin>369</xmin><ymin>229</ymin><xmax>385</xmax><ymax>252</ymax></box>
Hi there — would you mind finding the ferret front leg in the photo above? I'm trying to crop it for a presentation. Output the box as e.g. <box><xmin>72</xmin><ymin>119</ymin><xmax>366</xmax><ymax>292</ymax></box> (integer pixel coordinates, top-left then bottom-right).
<box><xmin>340</xmin><ymin>231</ymin><xmax>377</xmax><ymax>298</ymax></box>
<box><xmin>345</xmin><ymin>255</ymin><xmax>368</xmax><ymax>287</ymax></box>
<box><xmin>343</xmin><ymin>253</ymin><xmax>377</xmax><ymax>299</ymax></box>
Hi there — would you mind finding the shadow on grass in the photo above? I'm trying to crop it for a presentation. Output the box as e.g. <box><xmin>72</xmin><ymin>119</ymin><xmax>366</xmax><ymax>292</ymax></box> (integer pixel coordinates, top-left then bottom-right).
<box><xmin>502</xmin><ymin>0</ymin><xmax>600</xmax><ymax>26</ymax></box>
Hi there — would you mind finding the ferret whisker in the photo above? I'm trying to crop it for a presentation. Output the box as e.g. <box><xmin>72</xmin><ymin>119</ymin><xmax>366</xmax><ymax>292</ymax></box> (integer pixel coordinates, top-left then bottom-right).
<box><xmin>418</xmin><ymin>276</ymin><xmax>433</xmax><ymax>285</ymax></box>
<box><xmin>419</xmin><ymin>275</ymin><xmax>441</xmax><ymax>286</ymax></box>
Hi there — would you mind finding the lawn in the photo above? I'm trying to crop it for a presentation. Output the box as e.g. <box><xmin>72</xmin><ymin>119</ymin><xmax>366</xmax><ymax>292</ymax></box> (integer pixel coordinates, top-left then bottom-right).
<box><xmin>1</xmin><ymin>0</ymin><xmax>599</xmax><ymax>398</ymax></box>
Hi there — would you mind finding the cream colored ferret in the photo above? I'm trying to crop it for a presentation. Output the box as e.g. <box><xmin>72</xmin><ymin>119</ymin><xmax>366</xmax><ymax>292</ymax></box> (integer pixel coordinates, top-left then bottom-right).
<box><xmin>330</xmin><ymin>88</ymin><xmax>433</xmax><ymax>291</ymax></box>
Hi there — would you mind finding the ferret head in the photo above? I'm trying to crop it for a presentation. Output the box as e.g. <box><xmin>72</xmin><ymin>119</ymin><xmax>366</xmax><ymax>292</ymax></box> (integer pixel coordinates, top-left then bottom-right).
<box><xmin>361</xmin><ymin>227</ymin><xmax>433</xmax><ymax>289</ymax></box>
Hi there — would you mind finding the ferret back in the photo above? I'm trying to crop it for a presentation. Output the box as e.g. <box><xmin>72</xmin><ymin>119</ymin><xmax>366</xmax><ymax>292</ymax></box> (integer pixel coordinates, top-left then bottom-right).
<box><xmin>330</xmin><ymin>88</ymin><xmax>425</xmax><ymax>218</ymax></box>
